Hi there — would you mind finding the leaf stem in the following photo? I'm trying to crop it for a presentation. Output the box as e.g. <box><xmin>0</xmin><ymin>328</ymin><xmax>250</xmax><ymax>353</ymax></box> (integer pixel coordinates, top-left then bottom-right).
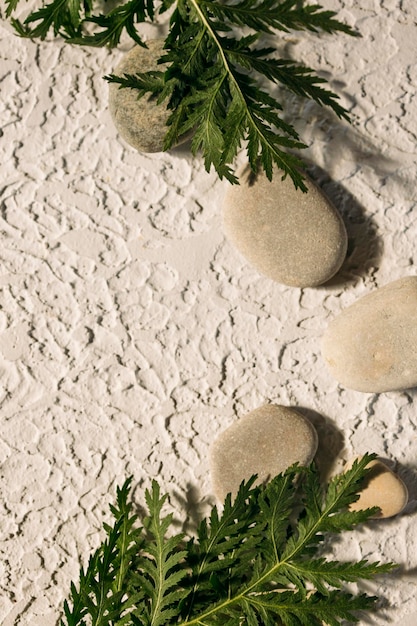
<box><xmin>182</xmin><ymin>459</ymin><xmax>375</xmax><ymax>625</ymax></box>
<box><xmin>187</xmin><ymin>0</ymin><xmax>306</xmax><ymax>188</ymax></box>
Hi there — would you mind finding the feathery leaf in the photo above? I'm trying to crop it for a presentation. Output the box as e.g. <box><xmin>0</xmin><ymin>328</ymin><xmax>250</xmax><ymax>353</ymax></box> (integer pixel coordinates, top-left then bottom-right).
<box><xmin>8</xmin><ymin>0</ymin><xmax>359</xmax><ymax>186</ymax></box>
<box><xmin>61</xmin><ymin>459</ymin><xmax>396</xmax><ymax>626</ymax></box>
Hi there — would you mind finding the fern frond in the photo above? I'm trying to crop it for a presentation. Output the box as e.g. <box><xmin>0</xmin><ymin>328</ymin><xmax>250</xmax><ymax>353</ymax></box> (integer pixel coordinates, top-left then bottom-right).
<box><xmin>199</xmin><ymin>0</ymin><xmax>358</xmax><ymax>36</ymax></box>
<box><xmin>61</xmin><ymin>477</ymin><xmax>144</xmax><ymax>626</ymax></box>
<box><xmin>4</xmin><ymin>0</ymin><xmax>20</xmax><ymax>18</ymax></box>
<box><xmin>286</xmin><ymin>558</ymin><xmax>396</xmax><ymax>596</ymax></box>
<box><xmin>244</xmin><ymin>588</ymin><xmax>378</xmax><ymax>626</ymax></box>
<box><xmin>257</xmin><ymin>464</ymin><xmax>303</xmax><ymax>563</ymax></box>
<box><xmin>10</xmin><ymin>0</ymin><xmax>359</xmax><ymax>185</ymax></box>
<box><xmin>68</xmin><ymin>0</ymin><xmax>154</xmax><ymax>47</ymax></box>
<box><xmin>225</xmin><ymin>46</ymin><xmax>351</xmax><ymax>121</ymax></box>
<box><xmin>62</xmin><ymin>459</ymin><xmax>395</xmax><ymax>626</ymax></box>
<box><xmin>105</xmin><ymin>71</ymin><xmax>165</xmax><ymax>99</ymax></box>
<box><xmin>135</xmin><ymin>480</ymin><xmax>189</xmax><ymax>626</ymax></box>
<box><xmin>149</xmin><ymin>0</ymin><xmax>353</xmax><ymax>187</ymax></box>
<box><xmin>13</xmin><ymin>0</ymin><xmax>154</xmax><ymax>44</ymax></box>
<box><xmin>281</xmin><ymin>454</ymin><xmax>380</xmax><ymax>562</ymax></box>
<box><xmin>12</xmin><ymin>0</ymin><xmax>92</xmax><ymax>39</ymax></box>
<box><xmin>183</xmin><ymin>476</ymin><xmax>262</xmax><ymax>618</ymax></box>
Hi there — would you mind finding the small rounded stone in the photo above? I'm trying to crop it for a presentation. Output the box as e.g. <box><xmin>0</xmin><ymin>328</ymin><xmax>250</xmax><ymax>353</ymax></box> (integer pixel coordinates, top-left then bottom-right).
<box><xmin>348</xmin><ymin>459</ymin><xmax>408</xmax><ymax>518</ymax></box>
<box><xmin>210</xmin><ymin>404</ymin><xmax>318</xmax><ymax>501</ymax></box>
<box><xmin>222</xmin><ymin>165</ymin><xmax>347</xmax><ymax>288</ymax></box>
<box><xmin>322</xmin><ymin>276</ymin><xmax>417</xmax><ymax>392</ymax></box>
<box><xmin>109</xmin><ymin>40</ymin><xmax>172</xmax><ymax>152</ymax></box>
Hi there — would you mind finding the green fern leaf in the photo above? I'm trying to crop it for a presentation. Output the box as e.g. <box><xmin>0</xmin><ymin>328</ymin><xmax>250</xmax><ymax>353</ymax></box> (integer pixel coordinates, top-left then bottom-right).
<box><xmin>68</xmin><ymin>0</ymin><xmax>153</xmax><ymax>47</ymax></box>
<box><xmin>61</xmin><ymin>458</ymin><xmax>395</xmax><ymax>626</ymax></box>
<box><xmin>10</xmin><ymin>0</ymin><xmax>360</xmax><ymax>186</ymax></box>
<box><xmin>183</xmin><ymin>476</ymin><xmax>262</xmax><ymax>618</ymax></box>
<box><xmin>135</xmin><ymin>480</ymin><xmax>189</xmax><ymax>626</ymax></box>
<box><xmin>199</xmin><ymin>0</ymin><xmax>358</xmax><ymax>36</ymax></box>
<box><xmin>5</xmin><ymin>0</ymin><xmax>21</xmax><ymax>18</ymax></box>
<box><xmin>286</xmin><ymin>557</ymin><xmax>396</xmax><ymax>596</ymax></box>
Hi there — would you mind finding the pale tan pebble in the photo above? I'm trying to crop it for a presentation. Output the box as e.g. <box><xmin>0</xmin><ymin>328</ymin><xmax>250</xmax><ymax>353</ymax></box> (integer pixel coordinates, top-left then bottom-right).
<box><xmin>210</xmin><ymin>404</ymin><xmax>318</xmax><ymax>501</ymax></box>
<box><xmin>348</xmin><ymin>458</ymin><xmax>408</xmax><ymax>519</ymax></box>
<box><xmin>109</xmin><ymin>40</ymin><xmax>187</xmax><ymax>153</ymax></box>
<box><xmin>322</xmin><ymin>276</ymin><xmax>417</xmax><ymax>392</ymax></box>
<box><xmin>222</xmin><ymin>165</ymin><xmax>347</xmax><ymax>288</ymax></box>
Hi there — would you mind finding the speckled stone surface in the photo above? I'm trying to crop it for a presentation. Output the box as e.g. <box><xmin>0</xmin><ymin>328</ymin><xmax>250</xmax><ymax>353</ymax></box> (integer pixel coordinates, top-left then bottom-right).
<box><xmin>223</xmin><ymin>165</ymin><xmax>347</xmax><ymax>287</ymax></box>
<box><xmin>210</xmin><ymin>404</ymin><xmax>318</xmax><ymax>500</ymax></box>
<box><xmin>349</xmin><ymin>458</ymin><xmax>408</xmax><ymax>518</ymax></box>
<box><xmin>109</xmin><ymin>40</ymin><xmax>172</xmax><ymax>152</ymax></box>
<box><xmin>1</xmin><ymin>1</ymin><xmax>417</xmax><ymax>624</ymax></box>
<box><xmin>322</xmin><ymin>277</ymin><xmax>417</xmax><ymax>392</ymax></box>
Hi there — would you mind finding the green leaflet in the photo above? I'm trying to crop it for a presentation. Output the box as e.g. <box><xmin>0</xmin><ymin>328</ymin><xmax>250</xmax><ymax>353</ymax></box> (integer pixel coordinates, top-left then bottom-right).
<box><xmin>7</xmin><ymin>0</ymin><xmax>358</xmax><ymax>188</ymax></box>
<box><xmin>5</xmin><ymin>0</ymin><xmax>20</xmax><ymax>18</ymax></box>
<box><xmin>61</xmin><ymin>478</ymin><xmax>145</xmax><ymax>626</ymax></box>
<box><xmin>11</xmin><ymin>0</ymin><xmax>93</xmax><ymax>39</ymax></box>
<box><xmin>61</xmin><ymin>454</ymin><xmax>396</xmax><ymax>626</ymax></box>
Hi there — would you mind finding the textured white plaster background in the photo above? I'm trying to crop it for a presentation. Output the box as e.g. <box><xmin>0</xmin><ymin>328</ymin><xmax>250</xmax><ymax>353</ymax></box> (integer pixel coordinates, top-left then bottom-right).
<box><xmin>1</xmin><ymin>0</ymin><xmax>417</xmax><ymax>624</ymax></box>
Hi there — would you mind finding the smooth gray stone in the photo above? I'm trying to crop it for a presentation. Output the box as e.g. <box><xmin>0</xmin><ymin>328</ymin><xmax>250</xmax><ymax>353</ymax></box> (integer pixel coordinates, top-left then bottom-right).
<box><xmin>322</xmin><ymin>276</ymin><xmax>417</xmax><ymax>392</ymax></box>
<box><xmin>222</xmin><ymin>165</ymin><xmax>347</xmax><ymax>288</ymax></box>
<box><xmin>210</xmin><ymin>404</ymin><xmax>318</xmax><ymax>501</ymax></box>
<box><xmin>109</xmin><ymin>40</ymin><xmax>173</xmax><ymax>153</ymax></box>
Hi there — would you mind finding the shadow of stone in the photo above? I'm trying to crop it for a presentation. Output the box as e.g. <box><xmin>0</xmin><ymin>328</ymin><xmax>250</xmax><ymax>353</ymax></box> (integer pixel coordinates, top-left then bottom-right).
<box><xmin>295</xmin><ymin>407</ymin><xmax>345</xmax><ymax>480</ymax></box>
<box><xmin>401</xmin><ymin>387</ymin><xmax>417</xmax><ymax>409</ymax></box>
<box><xmin>170</xmin><ymin>136</ymin><xmax>194</xmax><ymax>158</ymax></box>
<box><xmin>304</xmin><ymin>163</ymin><xmax>384</xmax><ymax>289</ymax></box>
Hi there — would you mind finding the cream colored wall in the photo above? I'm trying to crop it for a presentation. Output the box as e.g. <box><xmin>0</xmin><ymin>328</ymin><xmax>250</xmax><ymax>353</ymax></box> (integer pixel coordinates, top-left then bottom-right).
<box><xmin>1</xmin><ymin>1</ymin><xmax>416</xmax><ymax>623</ymax></box>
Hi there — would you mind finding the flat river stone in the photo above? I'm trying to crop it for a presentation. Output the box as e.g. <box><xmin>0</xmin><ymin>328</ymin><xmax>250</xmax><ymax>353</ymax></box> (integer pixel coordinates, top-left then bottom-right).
<box><xmin>109</xmin><ymin>40</ymin><xmax>177</xmax><ymax>152</ymax></box>
<box><xmin>210</xmin><ymin>404</ymin><xmax>318</xmax><ymax>500</ymax></box>
<box><xmin>222</xmin><ymin>165</ymin><xmax>347</xmax><ymax>287</ymax></box>
<box><xmin>348</xmin><ymin>458</ymin><xmax>408</xmax><ymax>518</ymax></box>
<box><xmin>322</xmin><ymin>276</ymin><xmax>417</xmax><ymax>392</ymax></box>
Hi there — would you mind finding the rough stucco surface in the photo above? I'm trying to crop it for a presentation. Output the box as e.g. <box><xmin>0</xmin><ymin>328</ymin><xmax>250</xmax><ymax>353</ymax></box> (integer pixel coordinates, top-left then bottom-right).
<box><xmin>0</xmin><ymin>0</ymin><xmax>416</xmax><ymax>623</ymax></box>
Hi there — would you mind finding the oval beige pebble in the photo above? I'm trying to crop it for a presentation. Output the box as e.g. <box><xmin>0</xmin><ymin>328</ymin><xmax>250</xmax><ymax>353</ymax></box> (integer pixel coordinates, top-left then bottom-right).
<box><xmin>348</xmin><ymin>459</ymin><xmax>408</xmax><ymax>518</ymax></box>
<box><xmin>109</xmin><ymin>40</ymin><xmax>179</xmax><ymax>153</ymax></box>
<box><xmin>210</xmin><ymin>404</ymin><xmax>318</xmax><ymax>501</ymax></box>
<box><xmin>322</xmin><ymin>276</ymin><xmax>417</xmax><ymax>392</ymax></box>
<box><xmin>222</xmin><ymin>165</ymin><xmax>347</xmax><ymax>287</ymax></box>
